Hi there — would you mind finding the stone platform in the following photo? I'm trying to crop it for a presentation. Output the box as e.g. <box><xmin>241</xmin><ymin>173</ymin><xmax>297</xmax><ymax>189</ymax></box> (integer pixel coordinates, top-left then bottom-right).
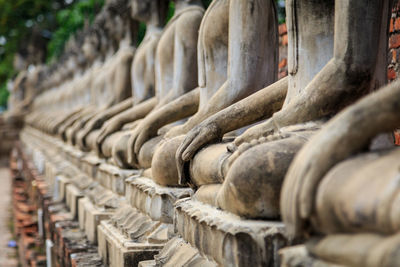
<box><xmin>17</xmin><ymin>126</ymin><xmax>295</xmax><ymax>267</ymax></box>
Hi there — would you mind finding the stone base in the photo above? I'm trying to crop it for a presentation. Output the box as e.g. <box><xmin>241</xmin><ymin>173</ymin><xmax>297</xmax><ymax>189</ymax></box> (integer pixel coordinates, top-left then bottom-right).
<box><xmin>279</xmin><ymin>245</ymin><xmax>345</xmax><ymax>267</ymax></box>
<box><xmin>79</xmin><ymin>197</ymin><xmax>113</xmax><ymax>244</ymax></box>
<box><xmin>66</xmin><ymin>184</ymin><xmax>84</xmax><ymax>219</ymax></box>
<box><xmin>147</xmin><ymin>237</ymin><xmax>216</xmax><ymax>266</ymax></box>
<box><xmin>126</xmin><ymin>176</ymin><xmax>193</xmax><ymax>224</ymax></box>
<box><xmin>173</xmin><ymin>198</ymin><xmax>289</xmax><ymax>267</ymax></box>
<box><xmin>98</xmin><ymin>219</ymin><xmax>163</xmax><ymax>267</ymax></box>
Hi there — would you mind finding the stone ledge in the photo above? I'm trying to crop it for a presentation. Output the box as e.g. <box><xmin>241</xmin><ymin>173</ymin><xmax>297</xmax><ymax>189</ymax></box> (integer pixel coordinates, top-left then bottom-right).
<box><xmin>97</xmin><ymin>163</ymin><xmax>138</xmax><ymax>196</ymax></box>
<box><xmin>126</xmin><ymin>176</ymin><xmax>193</xmax><ymax>224</ymax></box>
<box><xmin>148</xmin><ymin>237</ymin><xmax>216</xmax><ymax>266</ymax></box>
<box><xmin>174</xmin><ymin>198</ymin><xmax>289</xmax><ymax>267</ymax></box>
<box><xmin>98</xmin><ymin>220</ymin><xmax>163</xmax><ymax>267</ymax></box>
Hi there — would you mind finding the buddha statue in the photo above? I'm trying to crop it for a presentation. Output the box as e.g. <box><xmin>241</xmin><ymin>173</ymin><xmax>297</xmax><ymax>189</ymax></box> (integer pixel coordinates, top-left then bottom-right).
<box><xmin>74</xmin><ymin>0</ymin><xmax>169</xmax><ymax>157</ymax></box>
<box><xmin>57</xmin><ymin>4</ymin><xmax>136</xmax><ymax>142</ymax></box>
<box><xmin>280</xmin><ymin>78</ymin><xmax>400</xmax><ymax>267</ymax></box>
<box><xmin>127</xmin><ymin>0</ymin><xmax>279</xmax><ymax>177</ymax></box>
<box><xmin>64</xmin><ymin>0</ymin><xmax>139</xmax><ymax>146</ymax></box>
<box><xmin>46</xmin><ymin>25</ymin><xmax>107</xmax><ymax>136</ymax></box>
<box><xmin>97</xmin><ymin>0</ymin><xmax>205</xmax><ymax>168</ymax></box>
<box><xmin>144</xmin><ymin>0</ymin><xmax>390</xmax><ymax>221</ymax></box>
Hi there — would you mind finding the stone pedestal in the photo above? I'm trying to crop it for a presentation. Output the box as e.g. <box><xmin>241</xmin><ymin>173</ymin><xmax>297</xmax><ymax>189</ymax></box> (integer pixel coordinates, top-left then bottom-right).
<box><xmin>169</xmin><ymin>198</ymin><xmax>289</xmax><ymax>267</ymax></box>
<box><xmin>98</xmin><ymin>219</ymin><xmax>163</xmax><ymax>267</ymax></box>
<box><xmin>97</xmin><ymin>177</ymin><xmax>193</xmax><ymax>267</ymax></box>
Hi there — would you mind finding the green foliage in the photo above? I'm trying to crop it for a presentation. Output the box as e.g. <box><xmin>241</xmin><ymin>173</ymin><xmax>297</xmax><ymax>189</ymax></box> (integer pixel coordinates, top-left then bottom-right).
<box><xmin>47</xmin><ymin>0</ymin><xmax>104</xmax><ymax>62</ymax></box>
<box><xmin>0</xmin><ymin>83</ymin><xmax>9</xmax><ymax>109</ymax></box>
<box><xmin>0</xmin><ymin>0</ymin><xmax>80</xmax><ymax>109</ymax></box>
<box><xmin>0</xmin><ymin>0</ymin><xmax>104</xmax><ymax>109</ymax></box>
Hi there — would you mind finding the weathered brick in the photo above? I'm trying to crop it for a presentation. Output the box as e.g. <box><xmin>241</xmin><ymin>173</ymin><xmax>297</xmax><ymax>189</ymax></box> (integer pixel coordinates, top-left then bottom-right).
<box><xmin>282</xmin><ymin>34</ymin><xmax>288</xmax><ymax>46</ymax></box>
<box><xmin>395</xmin><ymin>17</ymin><xmax>400</xmax><ymax>31</ymax></box>
<box><xmin>279</xmin><ymin>58</ymin><xmax>287</xmax><ymax>69</ymax></box>
<box><xmin>279</xmin><ymin>24</ymin><xmax>287</xmax><ymax>35</ymax></box>
<box><xmin>390</xmin><ymin>18</ymin><xmax>394</xmax><ymax>32</ymax></box>
<box><xmin>388</xmin><ymin>67</ymin><xmax>397</xmax><ymax>80</ymax></box>
<box><xmin>390</xmin><ymin>33</ymin><xmax>400</xmax><ymax>48</ymax></box>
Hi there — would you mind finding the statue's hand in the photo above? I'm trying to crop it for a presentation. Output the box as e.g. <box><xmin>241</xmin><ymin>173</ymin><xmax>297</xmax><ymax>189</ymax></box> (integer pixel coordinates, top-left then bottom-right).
<box><xmin>234</xmin><ymin>118</ymin><xmax>276</xmax><ymax>147</ymax></box>
<box><xmin>77</xmin><ymin>115</ymin><xmax>105</xmax><ymax>149</ymax></box>
<box><xmin>127</xmin><ymin>118</ymin><xmax>160</xmax><ymax>166</ymax></box>
<box><xmin>96</xmin><ymin>118</ymin><xmax>123</xmax><ymax>151</ymax></box>
<box><xmin>176</xmin><ymin>120</ymin><xmax>222</xmax><ymax>184</ymax></box>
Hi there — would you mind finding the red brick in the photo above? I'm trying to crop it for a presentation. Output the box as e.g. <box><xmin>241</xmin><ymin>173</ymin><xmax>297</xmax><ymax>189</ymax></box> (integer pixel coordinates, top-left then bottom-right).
<box><xmin>279</xmin><ymin>58</ymin><xmax>287</xmax><ymax>69</ymax></box>
<box><xmin>282</xmin><ymin>34</ymin><xmax>288</xmax><ymax>46</ymax></box>
<box><xmin>393</xmin><ymin>49</ymin><xmax>397</xmax><ymax>63</ymax></box>
<box><xmin>390</xmin><ymin>18</ymin><xmax>394</xmax><ymax>32</ymax></box>
<box><xmin>395</xmin><ymin>130</ymin><xmax>400</xmax><ymax>145</ymax></box>
<box><xmin>388</xmin><ymin>67</ymin><xmax>397</xmax><ymax>81</ymax></box>
<box><xmin>395</xmin><ymin>17</ymin><xmax>400</xmax><ymax>31</ymax></box>
<box><xmin>279</xmin><ymin>24</ymin><xmax>287</xmax><ymax>35</ymax></box>
<box><xmin>390</xmin><ymin>34</ymin><xmax>400</xmax><ymax>49</ymax></box>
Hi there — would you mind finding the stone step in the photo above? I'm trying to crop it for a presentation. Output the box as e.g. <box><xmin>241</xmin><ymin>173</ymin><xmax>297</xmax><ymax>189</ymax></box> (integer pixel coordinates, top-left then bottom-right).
<box><xmin>174</xmin><ymin>198</ymin><xmax>289</xmax><ymax>267</ymax></box>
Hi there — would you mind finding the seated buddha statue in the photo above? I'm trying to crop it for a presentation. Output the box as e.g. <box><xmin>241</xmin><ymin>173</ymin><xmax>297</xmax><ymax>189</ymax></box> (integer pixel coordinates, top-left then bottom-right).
<box><xmin>74</xmin><ymin>0</ymin><xmax>169</xmax><ymax>157</ymax></box>
<box><xmin>147</xmin><ymin>0</ymin><xmax>390</xmax><ymax>221</ymax></box>
<box><xmin>126</xmin><ymin>0</ymin><xmax>279</xmax><ymax>172</ymax></box>
<box><xmin>64</xmin><ymin>0</ymin><xmax>139</xmax><ymax>146</ymax></box>
<box><xmin>281</xmin><ymin>77</ymin><xmax>400</xmax><ymax>267</ymax></box>
<box><xmin>86</xmin><ymin>0</ymin><xmax>204</xmax><ymax>168</ymax></box>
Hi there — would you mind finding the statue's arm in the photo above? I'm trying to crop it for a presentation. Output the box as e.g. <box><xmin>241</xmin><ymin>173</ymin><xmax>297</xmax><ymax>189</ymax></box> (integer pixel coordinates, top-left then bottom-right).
<box><xmin>182</xmin><ymin>0</ymin><xmax>278</xmax><ymax>129</ymax></box>
<box><xmin>128</xmin><ymin>87</ymin><xmax>200</xmax><ymax>160</ymax></box>
<box><xmin>96</xmin><ymin>97</ymin><xmax>157</xmax><ymax>145</ymax></box>
<box><xmin>281</xmin><ymin>79</ymin><xmax>400</xmax><ymax>238</ymax></box>
<box><xmin>273</xmin><ymin>0</ymin><xmax>388</xmax><ymax>129</ymax></box>
<box><xmin>176</xmin><ymin>78</ymin><xmax>287</xmax><ymax>163</ymax></box>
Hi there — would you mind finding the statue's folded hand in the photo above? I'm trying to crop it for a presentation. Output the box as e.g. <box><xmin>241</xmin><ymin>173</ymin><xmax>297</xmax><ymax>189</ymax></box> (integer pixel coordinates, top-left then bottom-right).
<box><xmin>96</xmin><ymin>118</ymin><xmax>123</xmax><ymax>151</ymax></box>
<box><xmin>233</xmin><ymin>118</ymin><xmax>276</xmax><ymax>147</ymax></box>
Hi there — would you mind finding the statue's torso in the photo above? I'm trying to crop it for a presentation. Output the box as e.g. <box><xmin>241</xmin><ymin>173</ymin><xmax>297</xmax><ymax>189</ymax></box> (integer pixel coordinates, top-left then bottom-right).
<box><xmin>285</xmin><ymin>0</ymin><xmax>334</xmax><ymax>106</ymax></box>
<box><xmin>132</xmin><ymin>30</ymin><xmax>162</xmax><ymax>105</ymax></box>
<box><xmin>198</xmin><ymin>0</ymin><xmax>229</xmax><ymax>107</ymax></box>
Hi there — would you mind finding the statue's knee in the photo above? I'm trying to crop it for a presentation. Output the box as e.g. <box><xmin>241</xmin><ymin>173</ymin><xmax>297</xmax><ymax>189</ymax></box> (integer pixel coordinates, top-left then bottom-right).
<box><xmin>102</xmin><ymin>131</ymin><xmax>125</xmax><ymax>158</ymax></box>
<box><xmin>190</xmin><ymin>143</ymin><xmax>229</xmax><ymax>186</ymax></box>
<box><xmin>138</xmin><ymin>135</ymin><xmax>164</xmax><ymax>169</ymax></box>
<box><xmin>217</xmin><ymin>138</ymin><xmax>305</xmax><ymax>218</ymax></box>
<box><xmin>151</xmin><ymin>135</ymin><xmax>185</xmax><ymax>186</ymax></box>
<box><xmin>86</xmin><ymin>130</ymin><xmax>100</xmax><ymax>151</ymax></box>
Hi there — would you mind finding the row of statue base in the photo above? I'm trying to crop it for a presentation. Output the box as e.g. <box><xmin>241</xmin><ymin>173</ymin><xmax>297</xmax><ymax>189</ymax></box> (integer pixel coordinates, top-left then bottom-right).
<box><xmin>21</xmin><ymin>126</ymin><xmax>299</xmax><ymax>267</ymax></box>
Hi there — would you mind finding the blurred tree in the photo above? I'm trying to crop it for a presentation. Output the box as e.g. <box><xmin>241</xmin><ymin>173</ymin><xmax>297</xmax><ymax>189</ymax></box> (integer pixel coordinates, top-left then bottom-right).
<box><xmin>0</xmin><ymin>0</ymin><xmax>103</xmax><ymax>110</ymax></box>
<box><xmin>0</xmin><ymin>0</ymin><xmax>284</xmax><ymax>110</ymax></box>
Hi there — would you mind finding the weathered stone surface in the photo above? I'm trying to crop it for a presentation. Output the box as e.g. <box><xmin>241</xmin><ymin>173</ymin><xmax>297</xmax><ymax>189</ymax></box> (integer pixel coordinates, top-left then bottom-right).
<box><xmin>98</xmin><ymin>219</ymin><xmax>163</xmax><ymax>267</ymax></box>
<box><xmin>126</xmin><ymin>176</ymin><xmax>193</xmax><ymax>223</ymax></box>
<box><xmin>174</xmin><ymin>198</ymin><xmax>289</xmax><ymax>267</ymax></box>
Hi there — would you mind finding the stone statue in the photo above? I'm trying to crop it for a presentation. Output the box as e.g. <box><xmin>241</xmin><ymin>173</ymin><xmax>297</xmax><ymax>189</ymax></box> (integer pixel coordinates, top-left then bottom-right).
<box><xmin>64</xmin><ymin>0</ymin><xmax>139</xmax><ymax>145</ymax></box>
<box><xmin>280</xmin><ymin>79</ymin><xmax>400</xmax><ymax>267</ymax></box>
<box><xmin>127</xmin><ymin>0</ymin><xmax>279</xmax><ymax>173</ymax></box>
<box><xmin>75</xmin><ymin>0</ymin><xmax>169</xmax><ymax>157</ymax></box>
<box><xmin>58</xmin><ymin>3</ymin><xmax>137</xmax><ymax>144</ymax></box>
<box><xmin>106</xmin><ymin>0</ymin><xmax>205</xmax><ymax>168</ymax></box>
<box><xmin>148</xmin><ymin>0</ymin><xmax>390</xmax><ymax>221</ymax></box>
<box><xmin>44</xmin><ymin>25</ymin><xmax>107</xmax><ymax>136</ymax></box>
<box><xmin>89</xmin><ymin>0</ymin><xmax>204</xmax><ymax>169</ymax></box>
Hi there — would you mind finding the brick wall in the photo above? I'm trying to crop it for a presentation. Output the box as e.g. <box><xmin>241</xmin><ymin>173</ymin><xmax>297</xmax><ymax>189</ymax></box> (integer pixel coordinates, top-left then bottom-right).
<box><xmin>389</xmin><ymin>0</ymin><xmax>400</xmax><ymax>82</ymax></box>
